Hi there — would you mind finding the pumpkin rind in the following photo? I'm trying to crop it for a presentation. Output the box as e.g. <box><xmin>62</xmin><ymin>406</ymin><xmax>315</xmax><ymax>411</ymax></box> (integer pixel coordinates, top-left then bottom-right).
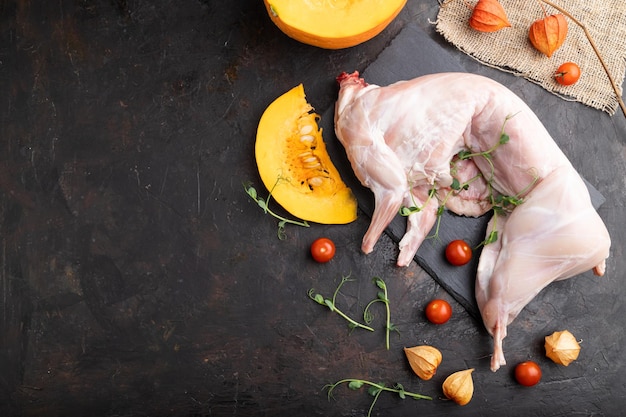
<box><xmin>263</xmin><ymin>0</ymin><xmax>407</xmax><ymax>49</ymax></box>
<box><xmin>255</xmin><ymin>84</ymin><xmax>357</xmax><ymax>224</ymax></box>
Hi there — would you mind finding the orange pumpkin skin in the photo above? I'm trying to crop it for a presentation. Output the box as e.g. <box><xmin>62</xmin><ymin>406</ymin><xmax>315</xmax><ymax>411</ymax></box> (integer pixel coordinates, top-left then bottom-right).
<box><xmin>263</xmin><ymin>0</ymin><xmax>407</xmax><ymax>49</ymax></box>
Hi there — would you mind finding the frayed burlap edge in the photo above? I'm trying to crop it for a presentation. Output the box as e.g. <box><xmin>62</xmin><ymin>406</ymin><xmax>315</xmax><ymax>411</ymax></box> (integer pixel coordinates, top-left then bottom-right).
<box><xmin>435</xmin><ymin>0</ymin><xmax>626</xmax><ymax>115</ymax></box>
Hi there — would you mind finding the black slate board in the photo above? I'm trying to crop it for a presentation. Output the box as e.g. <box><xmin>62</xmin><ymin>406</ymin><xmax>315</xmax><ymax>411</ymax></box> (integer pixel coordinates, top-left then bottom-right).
<box><xmin>322</xmin><ymin>23</ymin><xmax>606</xmax><ymax>320</ymax></box>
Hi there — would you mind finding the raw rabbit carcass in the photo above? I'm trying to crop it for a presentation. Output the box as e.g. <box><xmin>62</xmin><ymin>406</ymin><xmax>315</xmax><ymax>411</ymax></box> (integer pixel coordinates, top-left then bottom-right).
<box><xmin>334</xmin><ymin>71</ymin><xmax>610</xmax><ymax>371</ymax></box>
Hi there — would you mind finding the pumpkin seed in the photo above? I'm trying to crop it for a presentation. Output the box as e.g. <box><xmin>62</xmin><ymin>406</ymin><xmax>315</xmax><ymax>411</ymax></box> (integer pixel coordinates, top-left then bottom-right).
<box><xmin>300</xmin><ymin>125</ymin><xmax>314</xmax><ymax>135</ymax></box>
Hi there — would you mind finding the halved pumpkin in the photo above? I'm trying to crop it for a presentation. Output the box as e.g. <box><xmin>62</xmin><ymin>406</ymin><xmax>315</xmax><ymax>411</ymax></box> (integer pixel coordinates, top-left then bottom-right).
<box><xmin>255</xmin><ymin>84</ymin><xmax>357</xmax><ymax>224</ymax></box>
<box><xmin>263</xmin><ymin>0</ymin><xmax>407</xmax><ymax>49</ymax></box>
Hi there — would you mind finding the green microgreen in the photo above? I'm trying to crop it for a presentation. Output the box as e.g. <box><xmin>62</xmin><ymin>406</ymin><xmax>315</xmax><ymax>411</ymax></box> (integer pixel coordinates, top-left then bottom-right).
<box><xmin>363</xmin><ymin>277</ymin><xmax>398</xmax><ymax>350</ymax></box>
<box><xmin>423</xmin><ymin>173</ymin><xmax>482</xmax><ymax>242</ymax></box>
<box><xmin>400</xmin><ymin>113</ymin><xmax>540</xmax><ymax>246</ymax></box>
<box><xmin>478</xmin><ymin>216</ymin><xmax>499</xmax><ymax>248</ymax></box>
<box><xmin>457</xmin><ymin>112</ymin><xmax>518</xmax><ymax>176</ymax></box>
<box><xmin>398</xmin><ymin>186</ymin><xmax>436</xmax><ymax>217</ymax></box>
<box><xmin>308</xmin><ymin>275</ymin><xmax>374</xmax><ymax>332</ymax></box>
<box><xmin>244</xmin><ymin>177</ymin><xmax>309</xmax><ymax>240</ymax></box>
<box><xmin>325</xmin><ymin>378</ymin><xmax>431</xmax><ymax>417</ymax></box>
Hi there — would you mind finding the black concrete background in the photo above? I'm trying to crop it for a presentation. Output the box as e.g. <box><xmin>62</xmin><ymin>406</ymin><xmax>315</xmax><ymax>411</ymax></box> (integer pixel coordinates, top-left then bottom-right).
<box><xmin>1</xmin><ymin>1</ymin><xmax>625</xmax><ymax>416</ymax></box>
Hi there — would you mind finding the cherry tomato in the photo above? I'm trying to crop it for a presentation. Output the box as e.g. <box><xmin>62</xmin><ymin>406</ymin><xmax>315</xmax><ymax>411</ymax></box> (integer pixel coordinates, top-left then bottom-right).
<box><xmin>445</xmin><ymin>240</ymin><xmax>472</xmax><ymax>266</ymax></box>
<box><xmin>555</xmin><ymin>62</ymin><xmax>581</xmax><ymax>86</ymax></box>
<box><xmin>310</xmin><ymin>238</ymin><xmax>336</xmax><ymax>263</ymax></box>
<box><xmin>514</xmin><ymin>361</ymin><xmax>542</xmax><ymax>387</ymax></box>
<box><xmin>425</xmin><ymin>299</ymin><xmax>452</xmax><ymax>324</ymax></box>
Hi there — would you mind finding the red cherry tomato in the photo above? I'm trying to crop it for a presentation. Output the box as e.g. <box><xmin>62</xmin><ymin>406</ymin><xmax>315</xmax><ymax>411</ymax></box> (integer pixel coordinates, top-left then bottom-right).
<box><xmin>515</xmin><ymin>361</ymin><xmax>542</xmax><ymax>387</ymax></box>
<box><xmin>445</xmin><ymin>240</ymin><xmax>472</xmax><ymax>266</ymax></box>
<box><xmin>310</xmin><ymin>238</ymin><xmax>336</xmax><ymax>263</ymax></box>
<box><xmin>425</xmin><ymin>299</ymin><xmax>452</xmax><ymax>324</ymax></box>
<box><xmin>555</xmin><ymin>62</ymin><xmax>581</xmax><ymax>86</ymax></box>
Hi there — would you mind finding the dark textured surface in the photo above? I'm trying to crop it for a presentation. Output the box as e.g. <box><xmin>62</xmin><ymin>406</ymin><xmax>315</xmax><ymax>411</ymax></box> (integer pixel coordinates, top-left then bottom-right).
<box><xmin>1</xmin><ymin>1</ymin><xmax>625</xmax><ymax>416</ymax></box>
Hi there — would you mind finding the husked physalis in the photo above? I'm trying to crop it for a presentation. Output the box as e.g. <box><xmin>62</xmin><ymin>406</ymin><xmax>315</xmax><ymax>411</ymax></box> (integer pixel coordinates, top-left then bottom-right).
<box><xmin>442</xmin><ymin>369</ymin><xmax>474</xmax><ymax>406</ymax></box>
<box><xmin>469</xmin><ymin>0</ymin><xmax>511</xmax><ymax>33</ymax></box>
<box><xmin>528</xmin><ymin>12</ymin><xmax>568</xmax><ymax>57</ymax></box>
<box><xmin>403</xmin><ymin>346</ymin><xmax>442</xmax><ymax>380</ymax></box>
<box><xmin>545</xmin><ymin>330</ymin><xmax>581</xmax><ymax>366</ymax></box>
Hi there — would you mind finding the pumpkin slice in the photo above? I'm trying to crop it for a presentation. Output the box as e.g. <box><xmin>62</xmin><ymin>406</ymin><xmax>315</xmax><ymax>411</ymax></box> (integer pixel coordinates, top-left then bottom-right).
<box><xmin>255</xmin><ymin>84</ymin><xmax>357</xmax><ymax>224</ymax></box>
<box><xmin>264</xmin><ymin>0</ymin><xmax>407</xmax><ymax>49</ymax></box>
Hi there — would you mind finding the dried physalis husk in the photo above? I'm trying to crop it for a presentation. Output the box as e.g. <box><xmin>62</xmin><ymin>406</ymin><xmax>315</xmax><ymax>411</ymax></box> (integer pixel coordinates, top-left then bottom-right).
<box><xmin>469</xmin><ymin>0</ymin><xmax>511</xmax><ymax>33</ymax></box>
<box><xmin>442</xmin><ymin>368</ymin><xmax>474</xmax><ymax>406</ymax></box>
<box><xmin>545</xmin><ymin>330</ymin><xmax>581</xmax><ymax>366</ymax></box>
<box><xmin>528</xmin><ymin>13</ymin><xmax>568</xmax><ymax>57</ymax></box>
<box><xmin>404</xmin><ymin>345</ymin><xmax>442</xmax><ymax>381</ymax></box>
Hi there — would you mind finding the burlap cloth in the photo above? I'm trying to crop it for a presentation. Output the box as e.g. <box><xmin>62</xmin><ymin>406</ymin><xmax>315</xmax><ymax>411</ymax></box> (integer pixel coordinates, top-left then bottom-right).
<box><xmin>435</xmin><ymin>0</ymin><xmax>626</xmax><ymax>114</ymax></box>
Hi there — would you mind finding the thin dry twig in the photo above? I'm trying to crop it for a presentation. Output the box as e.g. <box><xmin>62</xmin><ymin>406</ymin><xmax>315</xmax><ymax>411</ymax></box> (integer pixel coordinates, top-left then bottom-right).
<box><xmin>539</xmin><ymin>0</ymin><xmax>626</xmax><ymax>117</ymax></box>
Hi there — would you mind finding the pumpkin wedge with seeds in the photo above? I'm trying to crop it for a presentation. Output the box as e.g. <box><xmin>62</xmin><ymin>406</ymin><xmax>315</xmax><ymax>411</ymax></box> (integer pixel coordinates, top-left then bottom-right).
<box><xmin>255</xmin><ymin>84</ymin><xmax>357</xmax><ymax>224</ymax></box>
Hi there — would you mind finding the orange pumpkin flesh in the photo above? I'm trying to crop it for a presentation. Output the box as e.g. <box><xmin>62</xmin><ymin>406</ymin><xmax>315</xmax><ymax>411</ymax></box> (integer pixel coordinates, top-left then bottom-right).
<box><xmin>255</xmin><ymin>84</ymin><xmax>357</xmax><ymax>224</ymax></box>
<box><xmin>263</xmin><ymin>0</ymin><xmax>407</xmax><ymax>49</ymax></box>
